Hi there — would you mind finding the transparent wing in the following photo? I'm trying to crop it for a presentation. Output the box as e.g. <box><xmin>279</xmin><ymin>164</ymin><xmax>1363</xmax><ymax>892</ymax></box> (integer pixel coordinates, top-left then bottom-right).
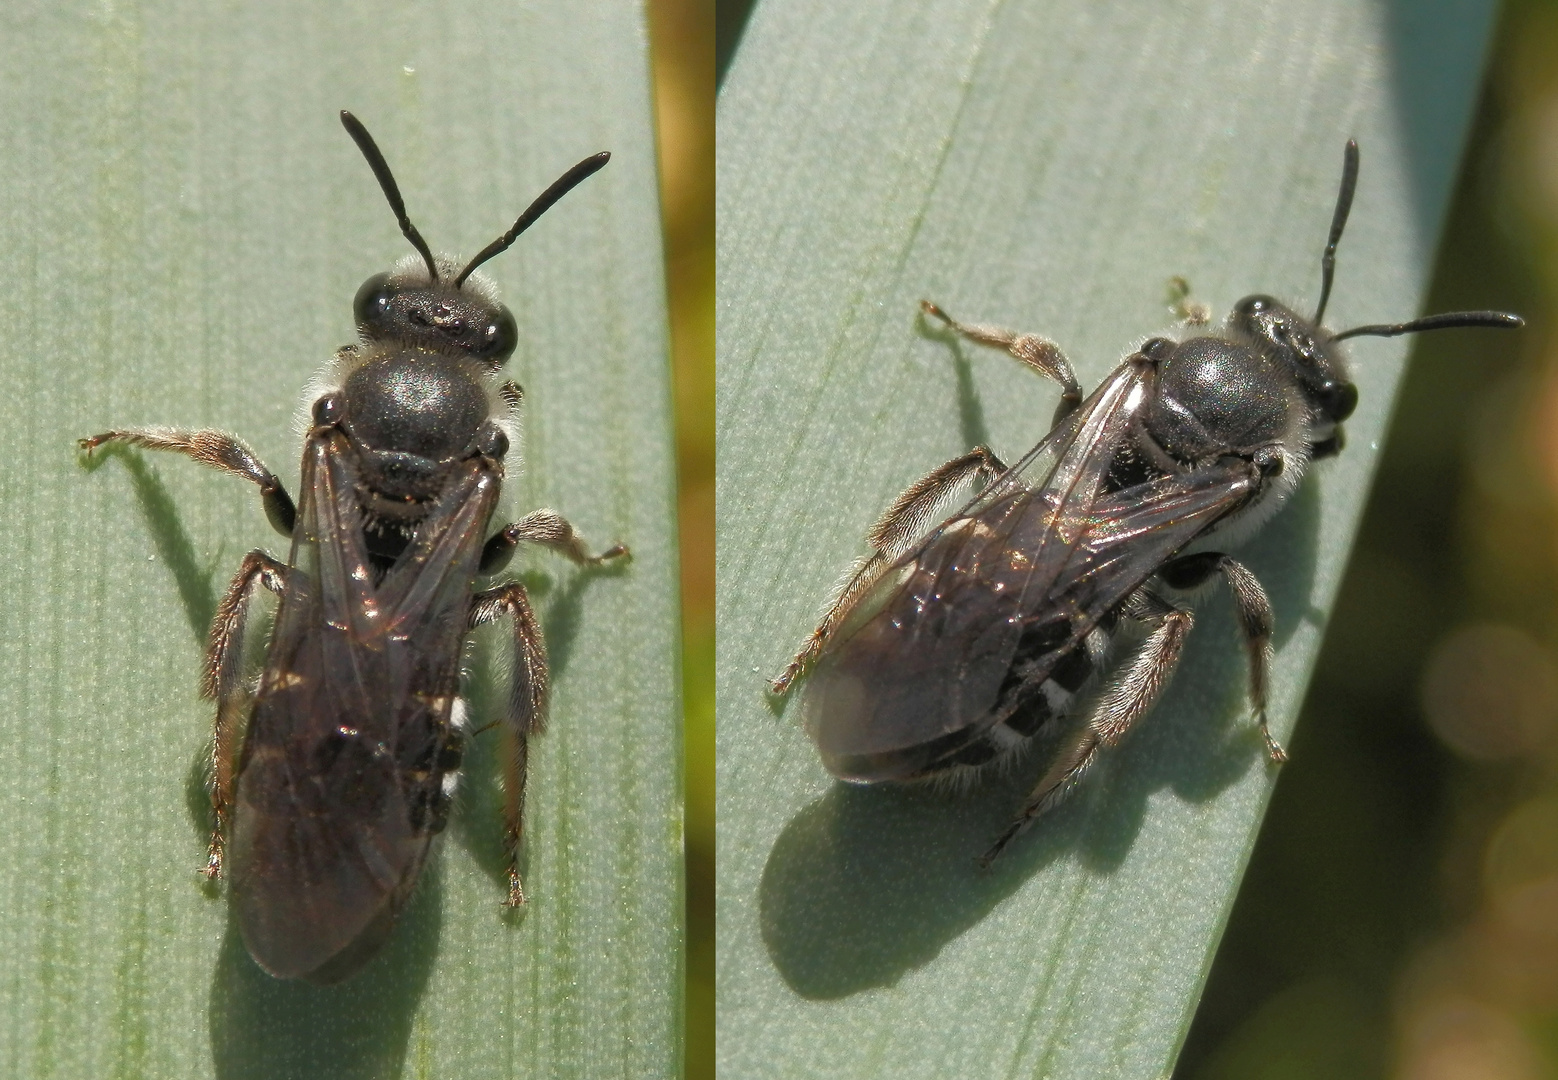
<box><xmin>802</xmin><ymin>357</ymin><xmax>1259</xmax><ymax>780</ymax></box>
<box><xmin>229</xmin><ymin>431</ymin><xmax>499</xmax><ymax>981</ymax></box>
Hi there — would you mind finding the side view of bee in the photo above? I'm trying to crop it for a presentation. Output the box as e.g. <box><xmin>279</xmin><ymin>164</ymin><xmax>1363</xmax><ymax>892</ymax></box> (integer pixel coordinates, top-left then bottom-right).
<box><xmin>80</xmin><ymin>111</ymin><xmax>627</xmax><ymax>983</ymax></box>
<box><xmin>771</xmin><ymin>141</ymin><xmax>1521</xmax><ymax>864</ymax></box>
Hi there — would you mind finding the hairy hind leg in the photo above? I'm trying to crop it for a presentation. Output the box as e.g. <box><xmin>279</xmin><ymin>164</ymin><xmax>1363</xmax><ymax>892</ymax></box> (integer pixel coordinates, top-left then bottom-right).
<box><xmin>982</xmin><ymin>589</ymin><xmax>1193</xmax><ymax>865</ymax></box>
<box><xmin>469</xmin><ymin>582</ymin><xmax>549</xmax><ymax>907</ymax></box>
<box><xmin>771</xmin><ymin>445</ymin><xmax>1007</xmax><ymax>694</ymax></box>
<box><xmin>203</xmin><ymin>550</ymin><xmax>288</xmax><ymax>880</ymax></box>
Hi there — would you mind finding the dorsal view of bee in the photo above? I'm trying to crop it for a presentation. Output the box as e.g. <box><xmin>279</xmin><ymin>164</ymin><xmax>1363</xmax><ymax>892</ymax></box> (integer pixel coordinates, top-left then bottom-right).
<box><xmin>80</xmin><ymin>111</ymin><xmax>627</xmax><ymax>983</ymax></box>
<box><xmin>771</xmin><ymin>141</ymin><xmax>1522</xmax><ymax>864</ymax></box>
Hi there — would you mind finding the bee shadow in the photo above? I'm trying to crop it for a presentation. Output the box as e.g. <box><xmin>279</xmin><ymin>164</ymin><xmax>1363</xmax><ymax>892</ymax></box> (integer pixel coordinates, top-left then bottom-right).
<box><xmin>759</xmin><ymin>479</ymin><xmax>1323</xmax><ymax>998</ymax></box>
<box><xmin>1249</xmin><ymin>474</ymin><xmax>1325</xmax><ymax>647</ymax></box>
<box><xmin>759</xmin><ymin>664</ymin><xmax>1264</xmax><ymax>1000</ymax></box>
<box><xmin>537</xmin><ymin>555</ymin><xmax>631</xmax><ymax>681</ymax></box>
<box><xmin>759</xmin><ymin>769</ymin><xmax>1082</xmax><ymax>999</ymax></box>
<box><xmin>450</xmin><ymin>550</ymin><xmax>629</xmax><ymax>894</ymax></box>
<box><xmin>944</xmin><ymin>336</ymin><xmax>992</xmax><ymax>451</ymax></box>
<box><xmin>207</xmin><ymin>851</ymin><xmax>442</xmax><ymax>1079</ymax></box>
<box><xmin>79</xmin><ymin>445</ymin><xmax>224</xmax><ymax>642</ymax></box>
<box><xmin>449</xmin><ymin>554</ymin><xmax>628</xmax><ymax>896</ymax></box>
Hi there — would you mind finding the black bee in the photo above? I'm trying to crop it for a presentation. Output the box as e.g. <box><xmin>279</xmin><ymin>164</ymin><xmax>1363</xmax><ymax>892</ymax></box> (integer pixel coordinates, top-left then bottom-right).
<box><xmin>80</xmin><ymin>111</ymin><xmax>627</xmax><ymax>983</ymax></box>
<box><xmin>772</xmin><ymin>141</ymin><xmax>1520</xmax><ymax>863</ymax></box>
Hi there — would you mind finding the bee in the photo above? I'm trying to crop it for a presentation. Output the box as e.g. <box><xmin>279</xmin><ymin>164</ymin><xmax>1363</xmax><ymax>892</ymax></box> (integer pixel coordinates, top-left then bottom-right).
<box><xmin>771</xmin><ymin>141</ymin><xmax>1521</xmax><ymax>864</ymax></box>
<box><xmin>80</xmin><ymin>111</ymin><xmax>627</xmax><ymax>983</ymax></box>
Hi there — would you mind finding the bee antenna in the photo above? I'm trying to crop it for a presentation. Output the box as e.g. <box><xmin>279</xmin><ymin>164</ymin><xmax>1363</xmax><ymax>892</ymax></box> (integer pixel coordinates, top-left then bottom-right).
<box><xmin>454</xmin><ymin>151</ymin><xmax>611</xmax><ymax>287</ymax></box>
<box><xmin>340</xmin><ymin>111</ymin><xmax>440</xmax><ymax>283</ymax></box>
<box><xmin>1331</xmin><ymin>310</ymin><xmax>1524</xmax><ymax>342</ymax></box>
<box><xmin>1313</xmin><ymin>139</ymin><xmax>1359</xmax><ymax>327</ymax></box>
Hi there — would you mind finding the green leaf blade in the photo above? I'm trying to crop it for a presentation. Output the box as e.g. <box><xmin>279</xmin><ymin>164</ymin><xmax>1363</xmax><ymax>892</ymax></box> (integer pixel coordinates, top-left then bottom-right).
<box><xmin>717</xmin><ymin>1</ymin><xmax>1502</xmax><ymax>1076</ymax></box>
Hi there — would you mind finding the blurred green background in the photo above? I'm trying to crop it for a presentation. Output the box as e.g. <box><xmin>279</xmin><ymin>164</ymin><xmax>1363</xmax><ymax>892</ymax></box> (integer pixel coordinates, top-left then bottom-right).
<box><xmin>716</xmin><ymin>0</ymin><xmax>1558</xmax><ymax>1075</ymax></box>
<box><xmin>647</xmin><ymin>2</ymin><xmax>714</xmax><ymax>1078</ymax></box>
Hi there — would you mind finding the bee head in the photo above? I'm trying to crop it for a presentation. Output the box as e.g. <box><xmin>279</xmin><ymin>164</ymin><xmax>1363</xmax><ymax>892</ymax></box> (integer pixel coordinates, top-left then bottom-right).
<box><xmin>340</xmin><ymin>110</ymin><xmax>608</xmax><ymax>369</ymax></box>
<box><xmin>1225</xmin><ymin>141</ymin><xmax>1521</xmax><ymax>444</ymax></box>
<box><xmin>1229</xmin><ymin>294</ymin><xmax>1357</xmax><ymax>428</ymax></box>
<box><xmin>353</xmin><ymin>268</ymin><xmax>518</xmax><ymax>366</ymax></box>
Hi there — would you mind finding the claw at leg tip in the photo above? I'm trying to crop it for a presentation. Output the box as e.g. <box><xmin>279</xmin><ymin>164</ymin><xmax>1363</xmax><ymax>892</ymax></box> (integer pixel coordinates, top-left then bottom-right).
<box><xmin>770</xmin><ymin>665</ymin><xmax>798</xmax><ymax>695</ymax></box>
<box><xmin>504</xmin><ymin>869</ymin><xmax>528</xmax><ymax>908</ymax></box>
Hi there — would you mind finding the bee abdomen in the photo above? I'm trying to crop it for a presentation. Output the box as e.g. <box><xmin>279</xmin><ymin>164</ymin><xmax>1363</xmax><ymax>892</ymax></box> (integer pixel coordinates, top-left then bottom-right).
<box><xmin>923</xmin><ymin>656</ymin><xmax>1096</xmax><ymax>777</ymax></box>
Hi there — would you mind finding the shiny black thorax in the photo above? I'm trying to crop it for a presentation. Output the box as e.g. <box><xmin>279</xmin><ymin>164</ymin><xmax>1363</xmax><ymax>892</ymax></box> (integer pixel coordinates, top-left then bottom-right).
<box><xmin>1105</xmin><ymin>295</ymin><xmax>1358</xmax><ymax>495</ymax></box>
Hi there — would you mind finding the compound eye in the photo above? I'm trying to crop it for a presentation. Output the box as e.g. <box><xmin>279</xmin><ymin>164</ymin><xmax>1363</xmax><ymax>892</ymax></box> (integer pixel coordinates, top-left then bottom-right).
<box><xmin>353</xmin><ymin>273</ymin><xmax>396</xmax><ymax>335</ymax></box>
<box><xmin>1322</xmin><ymin>381</ymin><xmax>1358</xmax><ymax>422</ymax></box>
<box><xmin>473</xmin><ymin>304</ymin><xmax>518</xmax><ymax>365</ymax></box>
<box><xmin>1234</xmin><ymin>295</ymin><xmax>1272</xmax><ymax>318</ymax></box>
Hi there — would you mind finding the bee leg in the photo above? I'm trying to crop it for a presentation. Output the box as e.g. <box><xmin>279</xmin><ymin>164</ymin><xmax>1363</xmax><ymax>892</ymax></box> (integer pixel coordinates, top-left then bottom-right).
<box><xmin>469</xmin><ymin>582</ymin><xmax>549</xmax><ymax>907</ymax></box>
<box><xmin>498</xmin><ymin>379</ymin><xmax>524</xmax><ymax>416</ymax></box>
<box><xmin>78</xmin><ymin>427</ymin><xmax>296</xmax><ymax>537</ymax></box>
<box><xmin>919</xmin><ymin>300</ymin><xmax>1083</xmax><ymax>423</ymax></box>
<box><xmin>770</xmin><ymin>445</ymin><xmax>1008</xmax><ymax>694</ymax></box>
<box><xmin>201</xmin><ymin>550</ymin><xmax>288</xmax><ymax>880</ymax></box>
<box><xmin>982</xmin><ymin>589</ymin><xmax>1193</xmax><ymax>865</ymax></box>
<box><xmin>480</xmin><ymin>509</ymin><xmax>629</xmax><ymax>575</ymax></box>
<box><xmin>1159</xmin><ymin>551</ymin><xmax>1284</xmax><ymax>762</ymax></box>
